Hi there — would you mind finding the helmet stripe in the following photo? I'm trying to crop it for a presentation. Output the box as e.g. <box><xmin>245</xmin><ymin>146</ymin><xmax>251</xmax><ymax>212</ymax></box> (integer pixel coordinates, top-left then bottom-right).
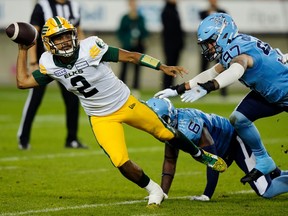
<box><xmin>41</xmin><ymin>26</ymin><xmax>48</xmax><ymax>36</ymax></box>
<box><xmin>53</xmin><ymin>16</ymin><xmax>63</xmax><ymax>28</ymax></box>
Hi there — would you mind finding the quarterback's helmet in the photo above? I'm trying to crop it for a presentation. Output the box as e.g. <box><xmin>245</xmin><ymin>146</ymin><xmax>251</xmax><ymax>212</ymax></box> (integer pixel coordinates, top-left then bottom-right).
<box><xmin>146</xmin><ymin>98</ymin><xmax>177</xmax><ymax>127</ymax></box>
<box><xmin>197</xmin><ymin>13</ymin><xmax>238</xmax><ymax>61</ymax></box>
<box><xmin>42</xmin><ymin>16</ymin><xmax>78</xmax><ymax>57</ymax></box>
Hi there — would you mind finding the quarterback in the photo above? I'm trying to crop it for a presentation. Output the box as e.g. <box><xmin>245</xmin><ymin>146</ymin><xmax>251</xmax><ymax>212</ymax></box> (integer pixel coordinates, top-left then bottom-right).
<box><xmin>15</xmin><ymin>16</ymin><xmax>227</xmax><ymax>207</ymax></box>
<box><xmin>155</xmin><ymin>13</ymin><xmax>288</xmax><ymax>184</ymax></box>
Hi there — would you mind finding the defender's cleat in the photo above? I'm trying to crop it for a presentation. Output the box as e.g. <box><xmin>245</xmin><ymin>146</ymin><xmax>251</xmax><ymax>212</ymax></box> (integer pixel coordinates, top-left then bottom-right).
<box><xmin>241</xmin><ymin>168</ymin><xmax>263</xmax><ymax>184</ymax></box>
<box><xmin>195</xmin><ymin>149</ymin><xmax>227</xmax><ymax>172</ymax></box>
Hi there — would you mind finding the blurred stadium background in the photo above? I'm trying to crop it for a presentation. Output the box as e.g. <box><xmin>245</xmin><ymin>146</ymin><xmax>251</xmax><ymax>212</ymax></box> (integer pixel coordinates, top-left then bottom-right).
<box><xmin>0</xmin><ymin>1</ymin><xmax>287</xmax><ymax>214</ymax></box>
<box><xmin>0</xmin><ymin>0</ymin><xmax>287</xmax><ymax>90</ymax></box>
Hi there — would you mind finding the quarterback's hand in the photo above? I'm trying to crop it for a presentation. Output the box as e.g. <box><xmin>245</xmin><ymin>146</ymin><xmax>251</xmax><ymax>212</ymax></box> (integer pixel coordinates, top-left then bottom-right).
<box><xmin>190</xmin><ymin>194</ymin><xmax>210</xmax><ymax>201</ymax></box>
<box><xmin>181</xmin><ymin>85</ymin><xmax>207</xmax><ymax>103</ymax></box>
<box><xmin>159</xmin><ymin>64</ymin><xmax>188</xmax><ymax>78</ymax></box>
<box><xmin>154</xmin><ymin>88</ymin><xmax>178</xmax><ymax>98</ymax></box>
<box><xmin>18</xmin><ymin>42</ymin><xmax>35</xmax><ymax>50</ymax></box>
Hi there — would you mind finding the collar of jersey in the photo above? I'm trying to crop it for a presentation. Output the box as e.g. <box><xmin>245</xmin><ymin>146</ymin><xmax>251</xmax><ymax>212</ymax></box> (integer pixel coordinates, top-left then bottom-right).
<box><xmin>53</xmin><ymin>47</ymin><xmax>80</xmax><ymax>69</ymax></box>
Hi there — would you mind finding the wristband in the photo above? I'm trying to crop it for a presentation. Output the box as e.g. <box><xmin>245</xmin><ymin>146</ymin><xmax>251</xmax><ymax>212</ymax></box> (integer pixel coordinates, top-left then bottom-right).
<box><xmin>171</xmin><ymin>83</ymin><xmax>186</xmax><ymax>95</ymax></box>
<box><xmin>139</xmin><ymin>54</ymin><xmax>161</xmax><ymax>70</ymax></box>
<box><xmin>198</xmin><ymin>81</ymin><xmax>216</xmax><ymax>93</ymax></box>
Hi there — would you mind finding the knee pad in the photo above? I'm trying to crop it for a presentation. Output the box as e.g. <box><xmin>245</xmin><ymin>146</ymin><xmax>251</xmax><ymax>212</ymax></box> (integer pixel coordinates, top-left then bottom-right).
<box><xmin>229</xmin><ymin>111</ymin><xmax>252</xmax><ymax>129</ymax></box>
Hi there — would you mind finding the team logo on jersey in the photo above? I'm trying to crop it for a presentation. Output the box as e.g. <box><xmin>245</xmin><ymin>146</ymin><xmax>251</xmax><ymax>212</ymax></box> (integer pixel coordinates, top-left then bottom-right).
<box><xmin>96</xmin><ymin>38</ymin><xmax>105</xmax><ymax>48</ymax></box>
<box><xmin>129</xmin><ymin>103</ymin><xmax>136</xmax><ymax>109</ymax></box>
<box><xmin>90</xmin><ymin>45</ymin><xmax>101</xmax><ymax>58</ymax></box>
<box><xmin>75</xmin><ymin>61</ymin><xmax>89</xmax><ymax>70</ymax></box>
<box><xmin>64</xmin><ymin>69</ymin><xmax>84</xmax><ymax>78</ymax></box>
<box><xmin>54</xmin><ymin>69</ymin><xmax>67</xmax><ymax>77</ymax></box>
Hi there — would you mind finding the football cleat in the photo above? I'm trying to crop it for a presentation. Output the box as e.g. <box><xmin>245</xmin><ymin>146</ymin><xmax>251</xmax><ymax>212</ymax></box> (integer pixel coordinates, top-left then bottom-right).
<box><xmin>146</xmin><ymin>184</ymin><xmax>165</xmax><ymax>207</ymax></box>
<box><xmin>144</xmin><ymin>193</ymin><xmax>168</xmax><ymax>200</ymax></box>
<box><xmin>240</xmin><ymin>168</ymin><xmax>263</xmax><ymax>184</ymax></box>
<box><xmin>195</xmin><ymin>149</ymin><xmax>227</xmax><ymax>172</ymax></box>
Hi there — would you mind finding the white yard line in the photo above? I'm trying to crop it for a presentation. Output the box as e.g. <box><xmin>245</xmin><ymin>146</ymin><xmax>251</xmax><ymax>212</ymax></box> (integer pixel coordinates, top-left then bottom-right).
<box><xmin>1</xmin><ymin>136</ymin><xmax>285</xmax><ymax>162</ymax></box>
<box><xmin>0</xmin><ymin>191</ymin><xmax>255</xmax><ymax>216</ymax></box>
<box><xmin>0</xmin><ymin>200</ymin><xmax>145</xmax><ymax>216</ymax></box>
<box><xmin>0</xmin><ymin>166</ymin><xmax>18</xmax><ymax>170</ymax></box>
<box><xmin>0</xmin><ymin>146</ymin><xmax>163</xmax><ymax>162</ymax></box>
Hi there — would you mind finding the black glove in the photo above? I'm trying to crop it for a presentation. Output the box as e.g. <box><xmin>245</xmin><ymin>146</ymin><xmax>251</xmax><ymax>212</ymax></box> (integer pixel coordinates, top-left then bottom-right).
<box><xmin>198</xmin><ymin>81</ymin><xmax>216</xmax><ymax>93</ymax></box>
<box><xmin>171</xmin><ymin>83</ymin><xmax>186</xmax><ymax>95</ymax></box>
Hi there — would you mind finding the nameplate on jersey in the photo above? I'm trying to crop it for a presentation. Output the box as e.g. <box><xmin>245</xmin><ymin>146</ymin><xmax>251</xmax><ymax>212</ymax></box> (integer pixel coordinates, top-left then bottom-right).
<box><xmin>75</xmin><ymin>61</ymin><xmax>89</xmax><ymax>70</ymax></box>
<box><xmin>54</xmin><ymin>69</ymin><xmax>67</xmax><ymax>77</ymax></box>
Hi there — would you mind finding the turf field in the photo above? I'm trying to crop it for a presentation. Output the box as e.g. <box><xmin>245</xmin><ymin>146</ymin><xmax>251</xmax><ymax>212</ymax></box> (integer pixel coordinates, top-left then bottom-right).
<box><xmin>0</xmin><ymin>86</ymin><xmax>287</xmax><ymax>216</ymax></box>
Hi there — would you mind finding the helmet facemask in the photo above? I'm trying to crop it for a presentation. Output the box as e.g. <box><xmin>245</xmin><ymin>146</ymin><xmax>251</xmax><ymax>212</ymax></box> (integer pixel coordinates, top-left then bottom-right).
<box><xmin>49</xmin><ymin>29</ymin><xmax>77</xmax><ymax>57</ymax></box>
<box><xmin>199</xmin><ymin>35</ymin><xmax>222</xmax><ymax>62</ymax></box>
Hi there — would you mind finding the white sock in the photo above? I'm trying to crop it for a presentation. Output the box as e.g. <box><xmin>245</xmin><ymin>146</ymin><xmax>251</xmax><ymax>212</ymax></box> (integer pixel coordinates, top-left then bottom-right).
<box><xmin>145</xmin><ymin>179</ymin><xmax>158</xmax><ymax>194</ymax></box>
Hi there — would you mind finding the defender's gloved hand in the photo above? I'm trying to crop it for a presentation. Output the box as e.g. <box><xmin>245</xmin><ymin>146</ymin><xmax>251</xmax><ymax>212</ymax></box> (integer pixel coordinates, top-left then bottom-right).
<box><xmin>154</xmin><ymin>88</ymin><xmax>178</xmax><ymax>99</ymax></box>
<box><xmin>181</xmin><ymin>85</ymin><xmax>207</xmax><ymax>103</ymax></box>
<box><xmin>154</xmin><ymin>83</ymin><xmax>186</xmax><ymax>99</ymax></box>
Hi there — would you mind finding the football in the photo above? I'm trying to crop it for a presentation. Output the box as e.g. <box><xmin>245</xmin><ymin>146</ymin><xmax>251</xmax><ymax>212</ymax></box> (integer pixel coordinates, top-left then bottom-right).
<box><xmin>5</xmin><ymin>22</ymin><xmax>38</xmax><ymax>46</ymax></box>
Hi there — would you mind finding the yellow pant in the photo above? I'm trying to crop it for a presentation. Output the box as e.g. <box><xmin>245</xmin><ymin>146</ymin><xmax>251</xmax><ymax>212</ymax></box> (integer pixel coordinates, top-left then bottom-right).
<box><xmin>89</xmin><ymin>95</ymin><xmax>175</xmax><ymax>167</ymax></box>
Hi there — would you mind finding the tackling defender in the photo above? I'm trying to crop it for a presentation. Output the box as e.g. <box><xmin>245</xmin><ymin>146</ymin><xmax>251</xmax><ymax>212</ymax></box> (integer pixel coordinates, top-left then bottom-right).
<box><xmin>147</xmin><ymin>97</ymin><xmax>288</xmax><ymax>200</ymax></box>
<box><xmin>155</xmin><ymin>13</ymin><xmax>288</xmax><ymax>184</ymax></box>
<box><xmin>15</xmin><ymin>16</ymin><xmax>227</xmax><ymax>207</ymax></box>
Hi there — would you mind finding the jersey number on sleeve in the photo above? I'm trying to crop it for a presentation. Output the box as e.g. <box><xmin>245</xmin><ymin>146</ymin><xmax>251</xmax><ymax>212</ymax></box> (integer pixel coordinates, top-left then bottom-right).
<box><xmin>222</xmin><ymin>45</ymin><xmax>240</xmax><ymax>63</ymax></box>
<box><xmin>188</xmin><ymin>121</ymin><xmax>200</xmax><ymax>134</ymax></box>
<box><xmin>256</xmin><ymin>40</ymin><xmax>271</xmax><ymax>55</ymax></box>
<box><xmin>71</xmin><ymin>76</ymin><xmax>98</xmax><ymax>98</ymax></box>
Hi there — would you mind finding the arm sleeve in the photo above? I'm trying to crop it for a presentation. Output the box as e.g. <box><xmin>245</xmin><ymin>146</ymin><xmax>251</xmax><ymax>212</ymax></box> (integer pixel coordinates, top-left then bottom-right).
<box><xmin>188</xmin><ymin>65</ymin><xmax>219</xmax><ymax>88</ymax></box>
<box><xmin>214</xmin><ymin>63</ymin><xmax>245</xmax><ymax>88</ymax></box>
<box><xmin>101</xmin><ymin>46</ymin><xmax>119</xmax><ymax>62</ymax></box>
<box><xmin>32</xmin><ymin>70</ymin><xmax>54</xmax><ymax>85</ymax></box>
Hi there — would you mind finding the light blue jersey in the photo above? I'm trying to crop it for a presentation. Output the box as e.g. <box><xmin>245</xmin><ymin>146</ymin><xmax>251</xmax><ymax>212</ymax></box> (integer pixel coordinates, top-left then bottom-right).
<box><xmin>176</xmin><ymin>108</ymin><xmax>234</xmax><ymax>157</ymax></box>
<box><xmin>174</xmin><ymin>107</ymin><xmax>288</xmax><ymax>199</ymax></box>
<box><xmin>219</xmin><ymin>34</ymin><xmax>288</xmax><ymax>106</ymax></box>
